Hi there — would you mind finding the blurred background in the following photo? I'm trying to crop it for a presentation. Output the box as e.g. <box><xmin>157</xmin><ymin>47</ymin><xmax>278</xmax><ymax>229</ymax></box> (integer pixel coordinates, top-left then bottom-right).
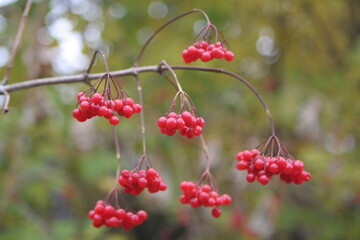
<box><xmin>0</xmin><ymin>0</ymin><xmax>359</xmax><ymax>239</ymax></box>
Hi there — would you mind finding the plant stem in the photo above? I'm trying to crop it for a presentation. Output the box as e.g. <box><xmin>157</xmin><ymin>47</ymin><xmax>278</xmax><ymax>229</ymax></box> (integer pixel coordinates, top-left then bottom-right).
<box><xmin>134</xmin><ymin>74</ymin><xmax>147</xmax><ymax>154</ymax></box>
<box><xmin>160</xmin><ymin>61</ymin><xmax>183</xmax><ymax>92</ymax></box>
<box><xmin>1</xmin><ymin>0</ymin><xmax>33</xmax><ymax>86</ymax></box>
<box><xmin>86</xmin><ymin>50</ymin><xmax>110</xmax><ymax>74</ymax></box>
<box><xmin>133</xmin><ymin>9</ymin><xmax>210</xmax><ymax>67</ymax></box>
<box><xmin>112</xmin><ymin>126</ymin><xmax>122</xmax><ymax>187</ymax></box>
<box><xmin>0</xmin><ymin>88</ymin><xmax>10</xmax><ymax>113</ymax></box>
<box><xmin>199</xmin><ymin>135</ymin><xmax>211</xmax><ymax>172</ymax></box>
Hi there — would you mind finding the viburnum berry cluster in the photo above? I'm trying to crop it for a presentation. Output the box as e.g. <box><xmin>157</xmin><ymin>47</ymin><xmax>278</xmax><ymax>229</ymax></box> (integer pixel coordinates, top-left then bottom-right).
<box><xmin>88</xmin><ymin>200</ymin><xmax>147</xmax><ymax>230</ymax></box>
<box><xmin>158</xmin><ymin>111</ymin><xmax>205</xmax><ymax>138</ymax></box>
<box><xmin>179</xmin><ymin>181</ymin><xmax>232</xmax><ymax>218</ymax></box>
<box><xmin>182</xmin><ymin>41</ymin><xmax>234</xmax><ymax>63</ymax></box>
<box><xmin>158</xmin><ymin>90</ymin><xmax>205</xmax><ymax>139</ymax></box>
<box><xmin>235</xmin><ymin>136</ymin><xmax>311</xmax><ymax>185</ymax></box>
<box><xmin>181</xmin><ymin>21</ymin><xmax>234</xmax><ymax>63</ymax></box>
<box><xmin>118</xmin><ymin>168</ymin><xmax>167</xmax><ymax>195</ymax></box>
<box><xmin>64</xmin><ymin>8</ymin><xmax>312</xmax><ymax>232</ymax></box>
<box><xmin>72</xmin><ymin>73</ymin><xmax>142</xmax><ymax>125</ymax></box>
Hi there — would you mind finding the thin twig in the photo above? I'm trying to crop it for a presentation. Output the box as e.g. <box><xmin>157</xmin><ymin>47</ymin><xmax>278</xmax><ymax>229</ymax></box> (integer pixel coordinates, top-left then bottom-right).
<box><xmin>133</xmin><ymin>74</ymin><xmax>147</xmax><ymax>154</ymax></box>
<box><xmin>0</xmin><ymin>88</ymin><xmax>10</xmax><ymax>113</ymax></box>
<box><xmin>133</xmin><ymin>9</ymin><xmax>210</xmax><ymax>67</ymax></box>
<box><xmin>112</xmin><ymin>126</ymin><xmax>121</xmax><ymax>187</ymax></box>
<box><xmin>159</xmin><ymin>61</ymin><xmax>184</xmax><ymax>92</ymax></box>
<box><xmin>199</xmin><ymin>134</ymin><xmax>211</xmax><ymax>172</ymax></box>
<box><xmin>2</xmin><ymin>0</ymin><xmax>33</xmax><ymax>85</ymax></box>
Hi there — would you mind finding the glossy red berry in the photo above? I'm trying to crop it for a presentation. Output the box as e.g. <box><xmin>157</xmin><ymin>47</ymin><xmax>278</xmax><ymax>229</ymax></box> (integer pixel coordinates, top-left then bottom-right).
<box><xmin>212</xmin><ymin>207</ymin><xmax>222</xmax><ymax>218</ymax></box>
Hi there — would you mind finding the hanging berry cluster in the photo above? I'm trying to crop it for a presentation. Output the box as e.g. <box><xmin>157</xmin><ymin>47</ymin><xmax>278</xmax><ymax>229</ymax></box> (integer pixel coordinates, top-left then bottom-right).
<box><xmin>235</xmin><ymin>136</ymin><xmax>311</xmax><ymax>185</ymax></box>
<box><xmin>181</xmin><ymin>22</ymin><xmax>234</xmax><ymax>63</ymax></box>
<box><xmin>178</xmin><ymin>163</ymin><xmax>232</xmax><ymax>218</ymax></box>
<box><xmin>182</xmin><ymin>41</ymin><xmax>234</xmax><ymax>63</ymax></box>
<box><xmin>72</xmin><ymin>73</ymin><xmax>142</xmax><ymax>125</ymax></box>
<box><xmin>118</xmin><ymin>167</ymin><xmax>167</xmax><ymax>195</ymax></box>
<box><xmin>88</xmin><ymin>198</ymin><xmax>147</xmax><ymax>230</ymax></box>
<box><xmin>158</xmin><ymin>91</ymin><xmax>205</xmax><ymax>139</ymax></box>
<box><xmin>179</xmin><ymin>181</ymin><xmax>232</xmax><ymax>218</ymax></box>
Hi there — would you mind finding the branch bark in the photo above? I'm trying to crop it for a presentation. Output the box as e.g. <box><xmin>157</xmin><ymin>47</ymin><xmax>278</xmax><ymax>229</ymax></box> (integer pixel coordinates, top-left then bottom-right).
<box><xmin>0</xmin><ymin>63</ymin><xmax>276</xmax><ymax>135</ymax></box>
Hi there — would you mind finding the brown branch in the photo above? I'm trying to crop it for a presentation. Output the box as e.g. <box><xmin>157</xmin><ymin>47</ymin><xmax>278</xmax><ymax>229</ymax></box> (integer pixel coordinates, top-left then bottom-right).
<box><xmin>2</xmin><ymin>0</ymin><xmax>33</xmax><ymax>85</ymax></box>
<box><xmin>1</xmin><ymin>64</ymin><xmax>275</xmax><ymax>135</ymax></box>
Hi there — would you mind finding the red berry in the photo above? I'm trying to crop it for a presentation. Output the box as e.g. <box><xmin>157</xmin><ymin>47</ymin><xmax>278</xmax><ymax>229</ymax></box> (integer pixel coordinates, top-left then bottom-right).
<box><xmin>181</xmin><ymin>111</ymin><xmax>192</xmax><ymax>123</ymax></box>
<box><xmin>122</xmin><ymin>105</ymin><xmax>133</xmax><ymax>118</ymax></box>
<box><xmin>125</xmin><ymin>98</ymin><xmax>134</xmax><ymax>106</ymax></box>
<box><xmin>254</xmin><ymin>158</ymin><xmax>265</xmax><ymax>170</ymax></box>
<box><xmin>246</xmin><ymin>173</ymin><xmax>256</xmax><ymax>183</ymax></box>
<box><xmin>176</xmin><ymin>118</ymin><xmax>185</xmax><ymax>129</ymax></box>
<box><xmin>91</xmin><ymin>93</ymin><xmax>102</xmax><ymax>104</ymax></box>
<box><xmin>225</xmin><ymin>51</ymin><xmax>234</xmax><ymax>61</ymax></box>
<box><xmin>212</xmin><ymin>207</ymin><xmax>222</xmax><ymax>218</ymax></box>
<box><xmin>80</xmin><ymin>101</ymin><xmax>91</xmax><ymax>112</ymax></box>
<box><xmin>201</xmin><ymin>52</ymin><xmax>212</xmax><ymax>62</ymax></box>
<box><xmin>115</xmin><ymin>209</ymin><xmax>125</xmax><ymax>219</ymax></box>
<box><xmin>109</xmin><ymin>116</ymin><xmax>120</xmax><ymax>125</ymax></box>
<box><xmin>166</xmin><ymin>128</ymin><xmax>176</xmax><ymax>136</ymax></box>
<box><xmin>77</xmin><ymin>92</ymin><xmax>84</xmax><ymax>100</ymax></box>
<box><xmin>133</xmin><ymin>104</ymin><xmax>142</xmax><ymax>113</ymax></box>
<box><xmin>211</xmin><ymin>48</ymin><xmax>224</xmax><ymax>59</ymax></box>
<box><xmin>193</xmin><ymin>126</ymin><xmax>203</xmax><ymax>136</ymax></box>
<box><xmin>236</xmin><ymin>161</ymin><xmax>248</xmax><ymax>170</ymax></box>
<box><xmin>166</xmin><ymin>117</ymin><xmax>177</xmax><ymax>129</ymax></box>
<box><xmin>258</xmin><ymin>175</ymin><xmax>269</xmax><ymax>185</ymax></box>
<box><xmin>137</xmin><ymin>210</ymin><xmax>148</xmax><ymax>221</ymax></box>
<box><xmin>158</xmin><ymin>117</ymin><xmax>167</xmax><ymax>128</ymax></box>
<box><xmin>242</xmin><ymin>150</ymin><xmax>253</xmax><ymax>161</ymax></box>
<box><xmin>293</xmin><ymin>160</ymin><xmax>304</xmax><ymax>172</ymax></box>
<box><xmin>98</xmin><ymin>106</ymin><xmax>108</xmax><ymax>116</ymax></box>
<box><xmin>72</xmin><ymin>109</ymin><xmax>82</xmax><ymax>119</ymax></box>
<box><xmin>88</xmin><ymin>210</ymin><xmax>95</xmax><ymax>219</ymax></box>
<box><xmin>113</xmin><ymin>99</ymin><xmax>123</xmax><ymax>111</ymax></box>
<box><xmin>94</xmin><ymin>204</ymin><xmax>105</xmax><ymax>214</ymax></box>
<box><xmin>269</xmin><ymin>163</ymin><xmax>279</xmax><ymax>174</ymax></box>
<box><xmin>276</xmin><ymin>157</ymin><xmax>287</xmax><ymax>169</ymax></box>
<box><xmin>284</xmin><ymin>162</ymin><xmax>294</xmax><ymax>173</ymax></box>
<box><xmin>236</xmin><ymin>152</ymin><xmax>244</xmax><ymax>161</ymax></box>
<box><xmin>197</xmin><ymin>117</ymin><xmax>205</xmax><ymax>127</ymax></box>
<box><xmin>147</xmin><ymin>168</ymin><xmax>158</xmax><ymax>178</ymax></box>
<box><xmin>167</xmin><ymin>112</ymin><xmax>178</xmax><ymax>118</ymax></box>
<box><xmin>138</xmin><ymin>178</ymin><xmax>148</xmax><ymax>188</ymax></box>
<box><xmin>187</xmin><ymin>46</ymin><xmax>198</xmax><ymax>56</ymax></box>
<box><xmin>103</xmin><ymin>205</ymin><xmax>115</xmax><ymax>218</ymax></box>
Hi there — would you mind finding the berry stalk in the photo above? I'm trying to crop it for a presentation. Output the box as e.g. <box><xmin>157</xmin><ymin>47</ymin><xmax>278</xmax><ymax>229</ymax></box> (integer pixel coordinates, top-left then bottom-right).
<box><xmin>134</xmin><ymin>74</ymin><xmax>147</xmax><ymax>155</ymax></box>
<box><xmin>112</xmin><ymin>126</ymin><xmax>122</xmax><ymax>188</ymax></box>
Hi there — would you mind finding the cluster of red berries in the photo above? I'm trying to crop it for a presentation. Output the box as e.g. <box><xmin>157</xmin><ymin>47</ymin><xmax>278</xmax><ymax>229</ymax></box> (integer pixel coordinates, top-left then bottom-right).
<box><xmin>179</xmin><ymin>181</ymin><xmax>232</xmax><ymax>218</ymax></box>
<box><xmin>157</xmin><ymin>111</ymin><xmax>205</xmax><ymax>139</ymax></box>
<box><xmin>72</xmin><ymin>92</ymin><xmax>142</xmax><ymax>125</ymax></box>
<box><xmin>88</xmin><ymin>200</ymin><xmax>148</xmax><ymax>230</ymax></box>
<box><xmin>236</xmin><ymin>149</ymin><xmax>312</xmax><ymax>185</ymax></box>
<box><xmin>182</xmin><ymin>41</ymin><xmax>234</xmax><ymax>63</ymax></box>
<box><xmin>118</xmin><ymin>168</ymin><xmax>167</xmax><ymax>195</ymax></box>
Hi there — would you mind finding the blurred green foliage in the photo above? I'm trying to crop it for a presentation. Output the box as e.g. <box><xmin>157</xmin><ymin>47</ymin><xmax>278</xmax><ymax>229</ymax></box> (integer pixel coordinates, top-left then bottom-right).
<box><xmin>0</xmin><ymin>0</ymin><xmax>359</xmax><ymax>239</ymax></box>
